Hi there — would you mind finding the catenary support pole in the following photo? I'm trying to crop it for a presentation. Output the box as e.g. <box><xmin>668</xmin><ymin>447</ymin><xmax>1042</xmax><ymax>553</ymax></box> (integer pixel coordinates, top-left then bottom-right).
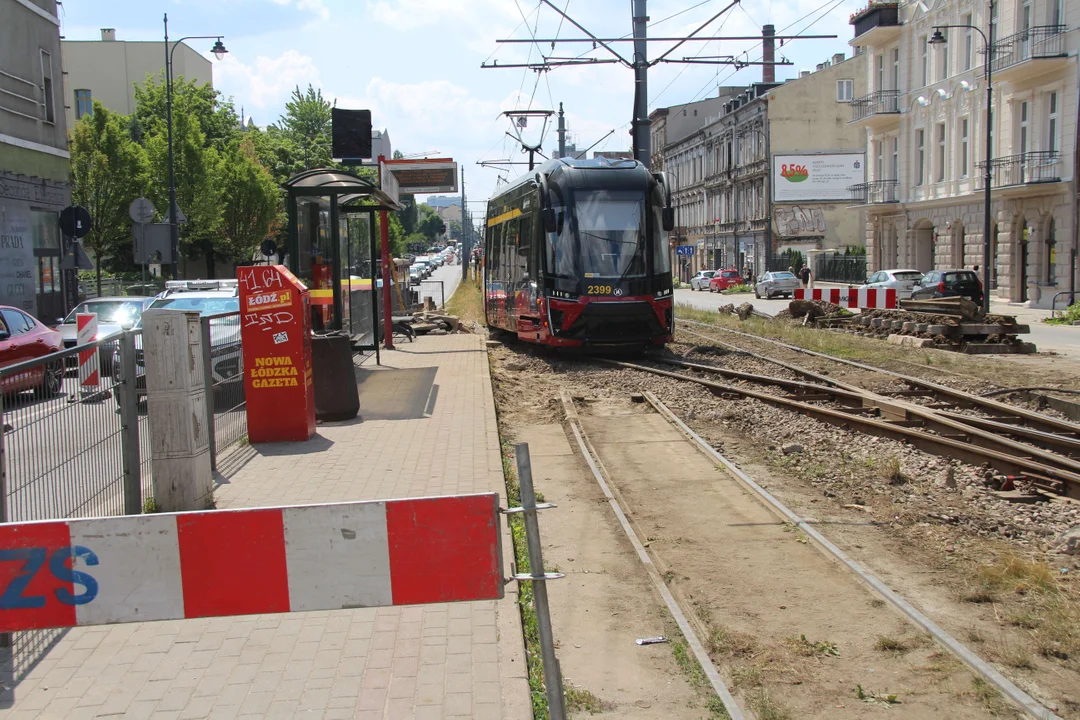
<box><xmin>557</xmin><ymin>102</ymin><xmax>566</xmax><ymax>158</ymax></box>
<box><xmin>461</xmin><ymin>167</ymin><xmax>469</xmax><ymax>282</ymax></box>
<box><xmin>165</xmin><ymin>14</ymin><xmax>179</xmax><ymax>280</ymax></box>
<box><xmin>631</xmin><ymin>0</ymin><xmax>650</xmax><ymax>168</ymax></box>
<box><xmin>982</xmin><ymin>0</ymin><xmax>994</xmax><ymax>315</ymax></box>
<box><xmin>514</xmin><ymin>444</ymin><xmax>566</xmax><ymax>720</ymax></box>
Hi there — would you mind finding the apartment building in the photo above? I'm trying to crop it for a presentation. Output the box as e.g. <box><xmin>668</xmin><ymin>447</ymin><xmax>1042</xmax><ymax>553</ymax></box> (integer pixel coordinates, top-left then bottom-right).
<box><xmin>851</xmin><ymin>0</ymin><xmax>1077</xmax><ymax>307</ymax></box>
<box><xmin>664</xmin><ymin>50</ymin><xmax>867</xmax><ymax>280</ymax></box>
<box><xmin>61</xmin><ymin>29</ymin><xmax>213</xmax><ymax>132</ymax></box>
<box><xmin>1</xmin><ymin>0</ymin><xmax>70</xmax><ymax>320</ymax></box>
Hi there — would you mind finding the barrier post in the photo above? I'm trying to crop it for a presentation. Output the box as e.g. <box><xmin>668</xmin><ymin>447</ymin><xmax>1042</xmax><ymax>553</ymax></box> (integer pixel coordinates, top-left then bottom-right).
<box><xmin>117</xmin><ymin>330</ymin><xmax>143</xmax><ymax>515</ymax></box>
<box><xmin>75</xmin><ymin>313</ymin><xmax>102</xmax><ymax>401</ymax></box>
<box><xmin>513</xmin><ymin>443</ymin><xmax>566</xmax><ymax>720</ymax></box>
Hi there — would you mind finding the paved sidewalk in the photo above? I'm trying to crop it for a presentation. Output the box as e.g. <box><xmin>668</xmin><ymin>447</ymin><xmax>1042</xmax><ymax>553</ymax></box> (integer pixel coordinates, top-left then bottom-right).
<box><xmin>0</xmin><ymin>334</ymin><xmax>529</xmax><ymax>720</ymax></box>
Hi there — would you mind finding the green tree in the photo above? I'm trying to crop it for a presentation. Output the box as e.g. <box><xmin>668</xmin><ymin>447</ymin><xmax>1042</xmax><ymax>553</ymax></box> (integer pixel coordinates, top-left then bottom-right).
<box><xmin>275</xmin><ymin>85</ymin><xmax>334</xmax><ymax>168</ymax></box>
<box><xmin>219</xmin><ymin>137</ymin><xmax>282</xmax><ymax>263</ymax></box>
<box><xmin>133</xmin><ymin>73</ymin><xmax>240</xmax><ymax>153</ymax></box>
<box><xmin>69</xmin><ymin>102</ymin><xmax>149</xmax><ymax>294</ymax></box>
<box><xmin>144</xmin><ymin>111</ymin><xmax>224</xmax><ymax>276</ymax></box>
<box><xmin>417</xmin><ymin>206</ymin><xmax>445</xmax><ymax>240</ymax></box>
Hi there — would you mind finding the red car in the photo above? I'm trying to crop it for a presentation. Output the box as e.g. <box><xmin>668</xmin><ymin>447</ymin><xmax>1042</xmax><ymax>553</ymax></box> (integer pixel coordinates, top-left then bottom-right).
<box><xmin>0</xmin><ymin>306</ymin><xmax>64</xmax><ymax>396</ymax></box>
<box><xmin>708</xmin><ymin>269</ymin><xmax>744</xmax><ymax>292</ymax></box>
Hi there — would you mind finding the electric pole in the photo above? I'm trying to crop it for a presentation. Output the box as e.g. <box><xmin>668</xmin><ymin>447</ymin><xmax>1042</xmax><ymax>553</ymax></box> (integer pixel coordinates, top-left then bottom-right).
<box><xmin>557</xmin><ymin>102</ymin><xmax>566</xmax><ymax>158</ymax></box>
<box><xmin>461</xmin><ymin>167</ymin><xmax>469</xmax><ymax>282</ymax></box>
<box><xmin>632</xmin><ymin>0</ymin><xmax>650</xmax><ymax>168</ymax></box>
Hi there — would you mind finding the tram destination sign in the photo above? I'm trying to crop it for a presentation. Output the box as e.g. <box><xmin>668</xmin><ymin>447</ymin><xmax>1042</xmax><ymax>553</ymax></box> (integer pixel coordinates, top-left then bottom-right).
<box><xmin>384</xmin><ymin>160</ymin><xmax>458</xmax><ymax>194</ymax></box>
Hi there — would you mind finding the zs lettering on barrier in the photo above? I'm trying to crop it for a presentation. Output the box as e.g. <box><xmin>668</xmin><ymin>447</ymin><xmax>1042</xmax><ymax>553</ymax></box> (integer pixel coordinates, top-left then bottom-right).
<box><xmin>0</xmin><ymin>546</ymin><xmax>99</xmax><ymax>610</ymax></box>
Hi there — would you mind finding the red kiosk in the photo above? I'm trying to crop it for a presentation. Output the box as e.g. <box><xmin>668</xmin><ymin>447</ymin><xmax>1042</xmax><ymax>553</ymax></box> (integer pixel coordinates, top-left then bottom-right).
<box><xmin>237</xmin><ymin>265</ymin><xmax>316</xmax><ymax>443</ymax></box>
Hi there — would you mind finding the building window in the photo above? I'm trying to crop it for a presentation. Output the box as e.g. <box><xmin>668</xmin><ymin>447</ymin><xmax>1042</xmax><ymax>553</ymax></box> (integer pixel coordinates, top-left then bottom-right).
<box><xmin>891</xmin><ymin>48</ymin><xmax>900</xmax><ymax>90</ymax></box>
<box><xmin>1046</xmin><ymin>218</ymin><xmax>1057</xmax><ymax>283</ymax></box>
<box><xmin>960</xmin><ymin>118</ymin><xmax>969</xmax><ymax>178</ymax></box>
<box><xmin>75</xmin><ymin>89</ymin><xmax>93</xmax><ymax>120</ymax></box>
<box><xmin>915</xmin><ymin>129</ymin><xmax>925</xmax><ymax>185</ymax></box>
<box><xmin>891</xmin><ymin>137</ymin><xmax>899</xmax><ymax>180</ymax></box>
<box><xmin>876</xmin><ymin>54</ymin><xmax>884</xmax><ymax>91</ymax></box>
<box><xmin>40</xmin><ymin>50</ymin><xmax>55</xmax><ymax>124</ymax></box>
<box><xmin>1019</xmin><ymin>101</ymin><xmax>1029</xmax><ymax>154</ymax></box>
<box><xmin>836</xmin><ymin>79</ymin><xmax>853</xmax><ymax>102</ymax></box>
<box><xmin>1047</xmin><ymin>91</ymin><xmax>1058</xmax><ymax>153</ymax></box>
<box><xmin>1051</xmin><ymin>0</ymin><xmax>1062</xmax><ymax>26</ymax></box>
<box><xmin>991</xmin><ymin>1</ymin><xmax>999</xmax><ymax>44</ymax></box>
<box><xmin>920</xmin><ymin>36</ymin><xmax>929</xmax><ymax>87</ymax></box>
<box><xmin>963</xmin><ymin>15</ymin><xmax>973</xmax><ymax>71</ymax></box>
<box><xmin>937</xmin><ymin>41</ymin><xmax>949</xmax><ymax>81</ymax></box>
<box><xmin>874</xmin><ymin>140</ymin><xmax>883</xmax><ymax>181</ymax></box>
<box><xmin>936</xmin><ymin>123</ymin><xmax>946</xmax><ymax>182</ymax></box>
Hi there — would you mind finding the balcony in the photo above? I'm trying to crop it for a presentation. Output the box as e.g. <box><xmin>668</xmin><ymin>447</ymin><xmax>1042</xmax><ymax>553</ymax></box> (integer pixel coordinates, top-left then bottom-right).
<box><xmin>991</xmin><ymin>26</ymin><xmax>1069</xmax><ymax>84</ymax></box>
<box><xmin>850</xmin><ymin>90</ymin><xmax>901</xmax><ymax>128</ymax></box>
<box><xmin>975</xmin><ymin>151</ymin><xmax>1061</xmax><ymax>191</ymax></box>
<box><xmin>848</xmin><ymin>180</ymin><xmax>899</xmax><ymax>205</ymax></box>
<box><xmin>850</xmin><ymin>2</ymin><xmax>901</xmax><ymax>46</ymax></box>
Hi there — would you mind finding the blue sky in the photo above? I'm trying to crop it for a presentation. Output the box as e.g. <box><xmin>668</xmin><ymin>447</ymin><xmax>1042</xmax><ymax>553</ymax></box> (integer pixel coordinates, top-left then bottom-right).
<box><xmin>60</xmin><ymin>0</ymin><xmax>863</xmax><ymax>205</ymax></box>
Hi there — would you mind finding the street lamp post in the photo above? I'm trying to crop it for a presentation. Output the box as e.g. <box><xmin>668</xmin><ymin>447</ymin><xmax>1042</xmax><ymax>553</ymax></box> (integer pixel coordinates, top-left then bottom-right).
<box><xmin>163</xmin><ymin>14</ymin><xmax>227</xmax><ymax>280</ymax></box>
<box><xmin>929</xmin><ymin>0</ymin><xmax>994</xmax><ymax>314</ymax></box>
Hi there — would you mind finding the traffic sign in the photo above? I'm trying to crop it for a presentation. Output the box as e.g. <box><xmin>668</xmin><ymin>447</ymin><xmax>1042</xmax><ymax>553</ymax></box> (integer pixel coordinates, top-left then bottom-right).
<box><xmin>675</xmin><ymin>245</ymin><xmax>695</xmax><ymax>256</ymax></box>
<box><xmin>0</xmin><ymin>494</ymin><xmax>503</xmax><ymax>632</ymax></box>
<box><xmin>128</xmin><ymin>198</ymin><xmax>156</xmax><ymax>224</ymax></box>
<box><xmin>260</xmin><ymin>239</ymin><xmax>278</xmax><ymax>258</ymax></box>
<box><xmin>59</xmin><ymin>205</ymin><xmax>92</xmax><ymax>238</ymax></box>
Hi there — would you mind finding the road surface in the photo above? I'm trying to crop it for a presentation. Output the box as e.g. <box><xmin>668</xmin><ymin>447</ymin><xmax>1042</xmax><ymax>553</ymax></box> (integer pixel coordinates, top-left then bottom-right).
<box><xmin>423</xmin><ymin>261</ymin><xmax>463</xmax><ymax>309</ymax></box>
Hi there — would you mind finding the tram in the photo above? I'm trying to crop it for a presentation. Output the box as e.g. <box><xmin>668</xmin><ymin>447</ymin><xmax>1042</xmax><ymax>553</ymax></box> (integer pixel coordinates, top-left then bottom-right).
<box><xmin>483</xmin><ymin>156</ymin><xmax>675</xmax><ymax>349</ymax></box>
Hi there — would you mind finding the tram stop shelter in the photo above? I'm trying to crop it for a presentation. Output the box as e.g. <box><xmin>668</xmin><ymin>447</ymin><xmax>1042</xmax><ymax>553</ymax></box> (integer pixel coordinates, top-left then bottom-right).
<box><xmin>283</xmin><ymin>169</ymin><xmax>402</xmax><ymax>361</ymax></box>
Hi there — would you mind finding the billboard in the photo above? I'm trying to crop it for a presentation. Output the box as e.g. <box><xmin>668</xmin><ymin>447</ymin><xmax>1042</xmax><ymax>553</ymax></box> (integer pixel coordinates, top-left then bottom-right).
<box><xmin>331</xmin><ymin>109</ymin><xmax>373</xmax><ymax>161</ymax></box>
<box><xmin>772</xmin><ymin>153</ymin><xmax>865</xmax><ymax>203</ymax></box>
<box><xmin>385</xmin><ymin>160</ymin><xmax>458</xmax><ymax>195</ymax></box>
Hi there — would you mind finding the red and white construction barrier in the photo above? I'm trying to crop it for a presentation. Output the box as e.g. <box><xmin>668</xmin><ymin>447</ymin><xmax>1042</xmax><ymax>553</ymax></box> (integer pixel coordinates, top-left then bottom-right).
<box><xmin>794</xmin><ymin>288</ymin><xmax>897</xmax><ymax>309</ymax></box>
<box><xmin>0</xmin><ymin>494</ymin><xmax>502</xmax><ymax>632</ymax></box>
<box><xmin>76</xmin><ymin>313</ymin><xmax>99</xmax><ymax>394</ymax></box>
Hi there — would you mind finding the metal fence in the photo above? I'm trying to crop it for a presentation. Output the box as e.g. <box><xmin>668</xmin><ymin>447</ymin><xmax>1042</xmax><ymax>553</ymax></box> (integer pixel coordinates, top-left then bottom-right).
<box><xmin>81</xmin><ymin>277</ymin><xmax>165</xmax><ymax>301</ymax></box>
<box><xmin>991</xmin><ymin>25</ymin><xmax>1067</xmax><ymax>72</ymax></box>
<box><xmin>200</xmin><ymin>312</ymin><xmax>247</xmax><ymax>472</ymax></box>
<box><xmin>850</xmin><ymin>89</ymin><xmax>900</xmax><ymax>122</ymax></box>
<box><xmin>418</xmin><ymin>280</ymin><xmax>446</xmax><ymax>308</ymax></box>
<box><xmin>0</xmin><ymin>332</ymin><xmax>143</xmax><ymax>523</ymax></box>
<box><xmin>814</xmin><ymin>254</ymin><xmax>868</xmax><ymax>284</ymax></box>
<box><xmin>976</xmin><ymin>151</ymin><xmax>1061</xmax><ymax>189</ymax></box>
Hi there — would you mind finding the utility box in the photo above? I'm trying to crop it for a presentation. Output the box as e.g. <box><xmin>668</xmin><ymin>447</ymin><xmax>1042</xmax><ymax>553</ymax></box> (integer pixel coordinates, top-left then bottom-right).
<box><xmin>142</xmin><ymin>309</ymin><xmax>213</xmax><ymax>511</ymax></box>
<box><xmin>237</xmin><ymin>265</ymin><xmax>316</xmax><ymax>443</ymax></box>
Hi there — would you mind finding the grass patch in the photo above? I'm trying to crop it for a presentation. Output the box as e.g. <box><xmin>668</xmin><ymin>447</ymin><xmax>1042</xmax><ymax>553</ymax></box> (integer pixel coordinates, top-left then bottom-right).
<box><xmin>854</xmin><ymin>684</ymin><xmax>901</xmax><ymax>706</ymax></box>
<box><xmin>746</xmin><ymin>688</ymin><xmax>792</xmax><ymax>720</ymax></box>
<box><xmin>671</xmin><ymin>634</ymin><xmax>731</xmax><ymax>719</ymax></box>
<box><xmin>142</xmin><ymin>497</ymin><xmax>160</xmax><ymax>514</ymax></box>
<box><xmin>708</xmin><ymin>626</ymin><xmax>758</xmax><ymax>658</ymax></box>
<box><xmin>784</xmin><ymin>634</ymin><xmax>839</xmax><ymax>658</ymax></box>
<box><xmin>564</xmin><ymin>686</ymin><xmax>612</xmax><ymax>714</ymax></box>
<box><xmin>1044</xmin><ymin>301</ymin><xmax>1080</xmax><ymax>325</ymax></box>
<box><xmin>874</xmin><ymin>634</ymin><xmax>925</xmax><ymax>654</ymax></box>
<box><xmin>445</xmin><ymin>274</ymin><xmax>485</xmax><ymax>328</ymax></box>
<box><xmin>722</xmin><ymin>284</ymin><xmax>755</xmax><ymax>295</ymax></box>
<box><xmin>878</xmin><ymin>455</ymin><xmax>905</xmax><ymax>485</ymax></box>
<box><xmin>968</xmin><ymin>677</ymin><xmax>1013</xmax><ymax>716</ymax></box>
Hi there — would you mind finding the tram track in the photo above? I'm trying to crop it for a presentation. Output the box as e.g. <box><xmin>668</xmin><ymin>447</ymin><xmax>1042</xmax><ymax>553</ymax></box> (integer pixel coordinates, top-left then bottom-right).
<box><xmin>558</xmin><ymin>388</ymin><xmax>1060</xmax><ymax>719</ymax></box>
<box><xmin>659</xmin><ymin>321</ymin><xmax>1080</xmax><ymax>500</ymax></box>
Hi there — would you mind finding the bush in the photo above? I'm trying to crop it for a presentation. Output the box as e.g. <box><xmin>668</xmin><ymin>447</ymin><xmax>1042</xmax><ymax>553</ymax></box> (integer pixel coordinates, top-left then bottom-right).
<box><xmin>1046</xmin><ymin>301</ymin><xmax>1080</xmax><ymax>325</ymax></box>
<box><xmin>722</xmin><ymin>283</ymin><xmax>755</xmax><ymax>295</ymax></box>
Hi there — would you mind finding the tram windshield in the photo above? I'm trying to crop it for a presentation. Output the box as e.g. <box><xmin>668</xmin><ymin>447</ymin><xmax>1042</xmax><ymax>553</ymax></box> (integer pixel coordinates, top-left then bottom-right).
<box><xmin>574</xmin><ymin>191</ymin><xmax>647</xmax><ymax>279</ymax></box>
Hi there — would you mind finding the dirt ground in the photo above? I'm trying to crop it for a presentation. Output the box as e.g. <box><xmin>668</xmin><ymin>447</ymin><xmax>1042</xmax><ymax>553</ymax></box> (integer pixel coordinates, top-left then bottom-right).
<box><xmin>486</xmin><ymin>333</ymin><xmax>1080</xmax><ymax>719</ymax></box>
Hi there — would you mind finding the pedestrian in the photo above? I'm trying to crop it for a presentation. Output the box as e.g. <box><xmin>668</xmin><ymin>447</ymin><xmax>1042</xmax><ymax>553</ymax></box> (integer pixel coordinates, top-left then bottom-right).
<box><xmin>800</xmin><ymin>264</ymin><xmax>813</xmax><ymax>289</ymax></box>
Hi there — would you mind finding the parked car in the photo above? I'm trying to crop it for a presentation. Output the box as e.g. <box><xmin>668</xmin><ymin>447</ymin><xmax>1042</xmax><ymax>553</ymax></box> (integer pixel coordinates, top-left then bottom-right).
<box><xmin>115</xmin><ymin>280</ymin><xmax>243</xmax><ymax>404</ymax></box>
<box><xmin>0</xmin><ymin>306</ymin><xmax>64</xmax><ymax>397</ymax></box>
<box><xmin>58</xmin><ymin>297</ymin><xmax>155</xmax><ymax>372</ymax></box>
<box><xmin>859</xmin><ymin>269</ymin><xmax>924</xmax><ymax>299</ymax></box>
<box><xmin>689</xmin><ymin>270</ymin><xmax>716</xmax><ymax>291</ymax></box>
<box><xmin>911</xmin><ymin>269</ymin><xmax>984</xmax><ymax>305</ymax></box>
<box><xmin>709</xmin><ymin>269</ymin><xmax>744</xmax><ymax>292</ymax></box>
<box><xmin>754</xmin><ymin>271</ymin><xmax>800</xmax><ymax>299</ymax></box>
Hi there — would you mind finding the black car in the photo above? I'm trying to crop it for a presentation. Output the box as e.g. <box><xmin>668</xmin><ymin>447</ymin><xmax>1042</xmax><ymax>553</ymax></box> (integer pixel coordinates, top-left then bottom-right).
<box><xmin>912</xmin><ymin>270</ymin><xmax>983</xmax><ymax>305</ymax></box>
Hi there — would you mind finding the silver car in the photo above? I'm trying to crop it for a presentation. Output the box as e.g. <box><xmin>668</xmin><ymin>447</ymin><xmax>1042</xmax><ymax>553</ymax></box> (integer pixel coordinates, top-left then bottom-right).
<box><xmin>58</xmin><ymin>297</ymin><xmax>154</xmax><ymax>371</ymax></box>
<box><xmin>859</xmin><ymin>269</ymin><xmax>924</xmax><ymax>299</ymax></box>
<box><xmin>689</xmin><ymin>270</ymin><xmax>716</xmax><ymax>291</ymax></box>
<box><xmin>754</xmin><ymin>271</ymin><xmax>799</xmax><ymax>299</ymax></box>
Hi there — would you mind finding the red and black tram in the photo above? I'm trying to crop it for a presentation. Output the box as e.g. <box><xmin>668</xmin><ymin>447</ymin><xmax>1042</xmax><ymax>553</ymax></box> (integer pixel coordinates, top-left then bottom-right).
<box><xmin>483</xmin><ymin>157</ymin><xmax>675</xmax><ymax>349</ymax></box>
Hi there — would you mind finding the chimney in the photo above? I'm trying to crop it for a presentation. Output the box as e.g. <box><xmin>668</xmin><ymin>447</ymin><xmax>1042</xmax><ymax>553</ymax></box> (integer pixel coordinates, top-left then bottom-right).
<box><xmin>833</xmin><ymin>52</ymin><xmax>845</xmax><ymax>64</ymax></box>
<box><xmin>762</xmin><ymin>24</ymin><xmax>775</xmax><ymax>83</ymax></box>
<box><xmin>800</xmin><ymin>69</ymin><xmax>811</xmax><ymax>78</ymax></box>
<box><xmin>101</xmin><ymin>28</ymin><xmax>116</xmax><ymax>41</ymax></box>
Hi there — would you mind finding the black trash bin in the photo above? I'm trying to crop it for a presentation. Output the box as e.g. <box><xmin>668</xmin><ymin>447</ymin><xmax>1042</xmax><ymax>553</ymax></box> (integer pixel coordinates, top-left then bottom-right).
<box><xmin>311</xmin><ymin>332</ymin><xmax>360</xmax><ymax>422</ymax></box>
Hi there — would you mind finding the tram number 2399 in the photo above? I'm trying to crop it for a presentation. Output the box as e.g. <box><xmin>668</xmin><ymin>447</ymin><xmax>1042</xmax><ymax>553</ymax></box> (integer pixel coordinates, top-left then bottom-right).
<box><xmin>586</xmin><ymin>285</ymin><xmax>614</xmax><ymax>295</ymax></box>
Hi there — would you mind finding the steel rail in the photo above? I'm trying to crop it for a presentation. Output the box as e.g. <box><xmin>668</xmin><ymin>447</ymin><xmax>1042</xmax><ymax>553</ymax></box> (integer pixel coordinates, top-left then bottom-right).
<box><xmin>600</xmin><ymin>359</ymin><xmax>1080</xmax><ymax>496</ymax></box>
<box><xmin>641</xmin><ymin>390</ymin><xmax>1061</xmax><ymax>720</ymax></box>
<box><xmin>677</xmin><ymin>320</ymin><xmax>1080</xmax><ymax>439</ymax></box>
<box><xmin>651</xmin><ymin>356</ymin><xmax>1080</xmax><ymax>473</ymax></box>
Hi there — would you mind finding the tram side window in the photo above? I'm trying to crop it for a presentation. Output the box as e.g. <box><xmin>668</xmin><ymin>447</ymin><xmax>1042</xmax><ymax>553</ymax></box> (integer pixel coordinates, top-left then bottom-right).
<box><xmin>488</xmin><ymin>222</ymin><xmax>501</xmax><ymax>281</ymax></box>
<box><xmin>517</xmin><ymin>212</ymin><xmax>533</xmax><ymax>290</ymax></box>
<box><xmin>546</xmin><ymin>206</ymin><xmax>574</xmax><ymax>278</ymax></box>
<box><xmin>652</xmin><ymin>200</ymin><xmax>672</xmax><ymax>274</ymax></box>
<box><xmin>503</xmin><ymin>217</ymin><xmax>518</xmax><ymax>287</ymax></box>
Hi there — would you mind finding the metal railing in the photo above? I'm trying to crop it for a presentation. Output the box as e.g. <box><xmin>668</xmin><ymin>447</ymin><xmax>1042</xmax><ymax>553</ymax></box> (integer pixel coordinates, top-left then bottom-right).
<box><xmin>0</xmin><ymin>331</ymin><xmax>144</xmax><ymax>523</ymax></box>
<box><xmin>849</xmin><ymin>179</ymin><xmax>900</xmax><ymax>204</ymax></box>
<box><xmin>850</xmin><ymin>90</ymin><xmax>900</xmax><ymax>122</ymax></box>
<box><xmin>976</xmin><ymin>151</ymin><xmax>1061</xmax><ymax>189</ymax></box>
<box><xmin>991</xmin><ymin>25</ymin><xmax>1067</xmax><ymax>72</ymax></box>
<box><xmin>814</xmin><ymin>254</ymin><xmax>868</xmax><ymax>284</ymax></box>
<box><xmin>200</xmin><ymin>312</ymin><xmax>246</xmax><ymax>472</ymax></box>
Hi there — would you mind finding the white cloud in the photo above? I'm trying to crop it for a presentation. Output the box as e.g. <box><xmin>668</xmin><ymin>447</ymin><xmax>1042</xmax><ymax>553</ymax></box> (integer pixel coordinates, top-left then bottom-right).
<box><xmin>214</xmin><ymin>50</ymin><xmax>322</xmax><ymax>112</ymax></box>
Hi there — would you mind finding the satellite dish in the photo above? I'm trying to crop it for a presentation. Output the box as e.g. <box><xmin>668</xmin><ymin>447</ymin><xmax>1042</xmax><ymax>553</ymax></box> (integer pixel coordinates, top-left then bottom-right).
<box><xmin>129</xmin><ymin>197</ymin><xmax>156</xmax><ymax>224</ymax></box>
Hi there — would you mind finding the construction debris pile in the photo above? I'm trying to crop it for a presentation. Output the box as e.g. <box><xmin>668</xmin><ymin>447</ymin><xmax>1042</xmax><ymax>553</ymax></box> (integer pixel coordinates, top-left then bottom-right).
<box><xmin>392</xmin><ymin>311</ymin><xmax>469</xmax><ymax>339</ymax></box>
<box><xmin>793</xmin><ymin>297</ymin><xmax>1036</xmax><ymax>354</ymax></box>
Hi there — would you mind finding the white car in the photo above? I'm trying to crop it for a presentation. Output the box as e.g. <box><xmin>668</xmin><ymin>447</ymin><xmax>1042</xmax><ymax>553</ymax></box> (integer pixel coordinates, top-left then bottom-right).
<box><xmin>859</xmin><ymin>269</ymin><xmax>924</xmax><ymax>299</ymax></box>
<box><xmin>689</xmin><ymin>270</ymin><xmax>716</xmax><ymax>291</ymax></box>
<box><xmin>754</xmin><ymin>271</ymin><xmax>800</xmax><ymax>299</ymax></box>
